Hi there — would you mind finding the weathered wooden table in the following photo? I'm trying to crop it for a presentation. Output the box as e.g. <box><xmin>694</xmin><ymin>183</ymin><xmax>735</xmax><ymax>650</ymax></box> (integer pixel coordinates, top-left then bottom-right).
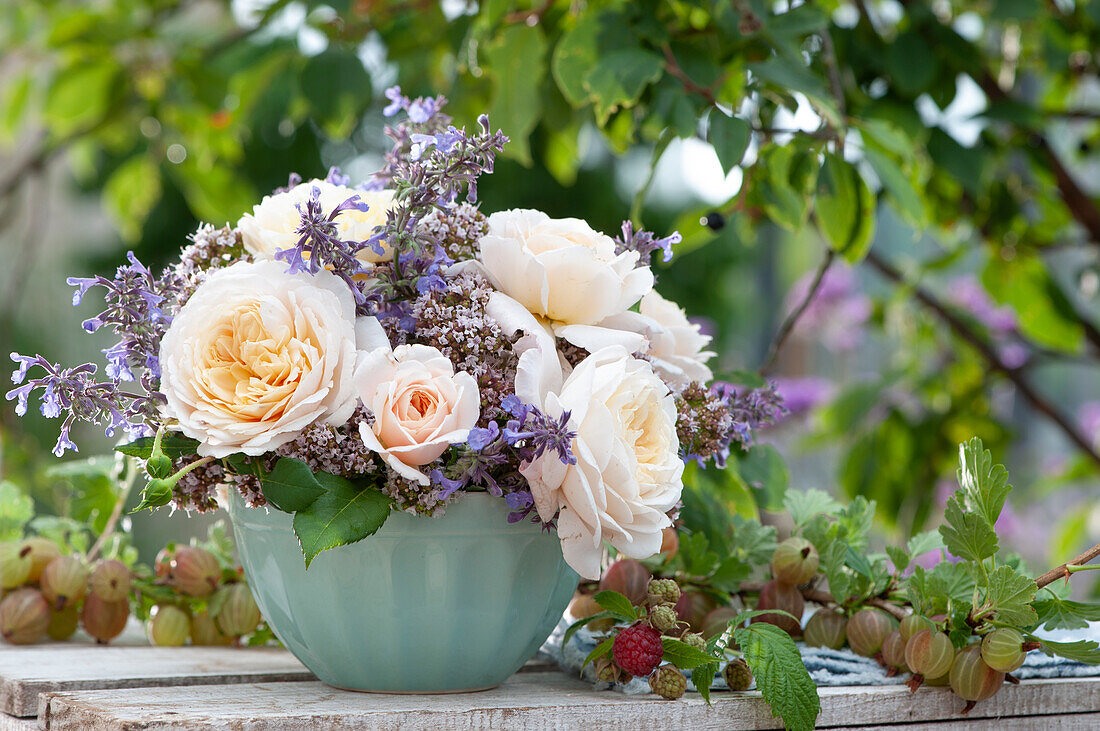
<box><xmin>4</xmin><ymin>630</ymin><xmax>1100</xmax><ymax>730</ymax></box>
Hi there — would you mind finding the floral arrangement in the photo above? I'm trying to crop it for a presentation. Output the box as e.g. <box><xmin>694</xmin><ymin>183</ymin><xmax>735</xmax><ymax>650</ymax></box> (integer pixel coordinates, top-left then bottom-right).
<box><xmin>7</xmin><ymin>90</ymin><xmax>781</xmax><ymax>578</ymax></box>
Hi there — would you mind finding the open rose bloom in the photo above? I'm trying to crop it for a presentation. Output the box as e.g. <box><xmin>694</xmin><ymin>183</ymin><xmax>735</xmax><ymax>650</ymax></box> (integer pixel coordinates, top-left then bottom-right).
<box><xmin>8</xmin><ymin>90</ymin><xmax>781</xmax><ymax>578</ymax></box>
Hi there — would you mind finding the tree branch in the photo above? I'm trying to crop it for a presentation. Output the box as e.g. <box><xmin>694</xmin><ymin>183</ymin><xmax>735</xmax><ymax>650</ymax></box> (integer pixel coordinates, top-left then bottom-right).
<box><xmin>864</xmin><ymin>250</ymin><xmax>1100</xmax><ymax>469</ymax></box>
<box><xmin>1035</xmin><ymin>542</ymin><xmax>1100</xmax><ymax>590</ymax></box>
<box><xmin>760</xmin><ymin>249</ymin><xmax>835</xmax><ymax>374</ymax></box>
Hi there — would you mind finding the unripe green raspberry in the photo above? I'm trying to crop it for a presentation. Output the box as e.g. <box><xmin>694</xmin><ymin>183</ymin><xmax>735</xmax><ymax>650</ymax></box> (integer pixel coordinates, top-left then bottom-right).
<box><xmin>594</xmin><ymin>656</ymin><xmax>630</xmax><ymax>684</ymax></box>
<box><xmin>681</xmin><ymin>632</ymin><xmax>706</xmax><ymax>650</ymax></box>
<box><xmin>648</xmin><ymin>664</ymin><xmax>687</xmax><ymax>700</ymax></box>
<box><xmin>724</xmin><ymin>658</ymin><xmax>753</xmax><ymax>691</ymax></box>
<box><xmin>648</xmin><ymin>603</ymin><xmax>679</xmax><ymax>633</ymax></box>
<box><xmin>647</xmin><ymin>578</ymin><xmax>681</xmax><ymax>605</ymax></box>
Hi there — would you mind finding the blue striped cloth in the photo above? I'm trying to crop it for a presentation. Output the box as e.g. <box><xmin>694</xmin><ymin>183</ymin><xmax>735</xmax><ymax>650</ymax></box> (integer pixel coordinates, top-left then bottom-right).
<box><xmin>539</xmin><ymin>617</ymin><xmax>1100</xmax><ymax>695</ymax></box>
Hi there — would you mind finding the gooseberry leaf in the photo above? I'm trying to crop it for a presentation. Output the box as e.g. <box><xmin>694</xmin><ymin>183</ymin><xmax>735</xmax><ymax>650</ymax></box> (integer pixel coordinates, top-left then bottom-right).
<box><xmin>1032</xmin><ymin>594</ymin><xmax>1100</xmax><ymax>631</ymax></box>
<box><xmin>1036</xmin><ymin>638</ymin><xmax>1100</xmax><ymax>665</ymax></box>
<box><xmin>939</xmin><ymin>494</ymin><xmax>998</xmax><ymax>562</ymax></box>
<box><xmin>292</xmin><ymin>472</ymin><xmax>392</xmax><ymax>567</ymax></box>
<box><xmin>956</xmin><ymin>437</ymin><xmax>1012</xmax><ymax>528</ymax></box>
<box><xmin>982</xmin><ymin>565</ymin><xmax>1037</xmax><ymax>626</ymax></box>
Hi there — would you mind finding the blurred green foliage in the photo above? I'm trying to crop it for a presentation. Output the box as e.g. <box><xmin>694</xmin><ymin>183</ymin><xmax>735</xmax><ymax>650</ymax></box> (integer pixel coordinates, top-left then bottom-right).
<box><xmin>2</xmin><ymin>0</ymin><xmax>1099</xmax><ymax>566</ymax></box>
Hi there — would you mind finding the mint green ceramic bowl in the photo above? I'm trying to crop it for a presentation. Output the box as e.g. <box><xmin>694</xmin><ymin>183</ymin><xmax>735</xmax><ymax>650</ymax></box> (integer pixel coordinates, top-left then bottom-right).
<box><xmin>228</xmin><ymin>490</ymin><xmax>577</xmax><ymax>692</ymax></box>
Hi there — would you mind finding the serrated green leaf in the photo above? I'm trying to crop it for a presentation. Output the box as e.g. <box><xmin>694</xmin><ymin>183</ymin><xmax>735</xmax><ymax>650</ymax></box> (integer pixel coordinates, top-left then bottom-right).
<box><xmin>939</xmin><ymin>495</ymin><xmax>998</xmax><ymax>562</ymax></box>
<box><xmin>584</xmin><ymin>48</ymin><xmax>663</xmax><ymax>126</ymax></box>
<box><xmin>845</xmin><ymin>545</ymin><xmax>873</xmax><ymax>578</ymax></box>
<box><xmin>486</xmin><ymin>24</ymin><xmax>546</xmax><ymax>165</ymax></box>
<box><xmin>838</xmin><ymin>497</ymin><xmax>875</xmax><ymax>551</ymax></box>
<box><xmin>1037</xmin><ymin>638</ymin><xmax>1100</xmax><ymax>664</ymax></box>
<box><xmin>563</xmin><ymin>610</ymin><xmax>619</xmax><ymax>645</ymax></box>
<box><xmin>583</xmin><ymin>636</ymin><xmax>614</xmax><ymax>669</ymax></box>
<box><xmin>820</xmin><ymin>539</ymin><xmax>851</xmax><ymax>603</ymax></box>
<box><xmin>815</xmin><ymin>153</ymin><xmax>876</xmax><ymax>263</ymax></box>
<box><xmin>1032</xmin><ymin>594</ymin><xmax>1100</xmax><ymax>631</ymax></box>
<box><xmin>693</xmin><ymin>661</ymin><xmax>719</xmax><ymax>704</ymax></box>
<box><xmin>292</xmin><ymin>473</ymin><xmax>392</xmax><ymax>567</ymax></box>
<box><xmin>734</xmin><ymin>622</ymin><xmax>820</xmax><ymax>731</ymax></box>
<box><xmin>709</xmin><ymin>112</ymin><xmax>750</xmax><ymax>174</ymax></box>
<box><xmin>661</xmin><ymin>637</ymin><xmax>722</xmax><ymax>669</ymax></box>
<box><xmin>593</xmin><ymin>590</ymin><xmax>637</xmax><ymax>621</ymax></box>
<box><xmin>116</xmin><ymin>434</ymin><xmax>200</xmax><ymax>460</ymax></box>
<box><xmin>983</xmin><ymin>565</ymin><xmax>1037</xmax><ymax>626</ymax></box>
<box><xmin>886</xmin><ymin>546</ymin><xmax>909</xmax><ymax>572</ymax></box>
<box><xmin>907</xmin><ymin>530</ymin><xmax>945</xmax><ymax>558</ymax></box>
<box><xmin>260</xmin><ymin>457</ymin><xmax>325</xmax><ymax>513</ymax></box>
<box><xmin>0</xmin><ymin>482</ymin><xmax>34</xmax><ymax>542</ymax></box>
<box><xmin>710</xmin><ymin>556</ymin><xmax>752</xmax><ymax>592</ymax></box>
<box><xmin>784</xmin><ymin>488</ymin><xmax>842</xmax><ymax>527</ymax></box>
<box><xmin>729</xmin><ymin>515</ymin><xmax>779</xmax><ymax>566</ymax></box>
<box><xmin>956</xmin><ymin>437</ymin><xmax>1012</xmax><ymax>528</ymax></box>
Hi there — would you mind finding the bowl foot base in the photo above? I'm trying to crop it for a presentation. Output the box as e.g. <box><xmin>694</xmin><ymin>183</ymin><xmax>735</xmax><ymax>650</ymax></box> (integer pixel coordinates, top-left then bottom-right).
<box><xmin>325</xmin><ymin>682</ymin><xmax>500</xmax><ymax>695</ymax></box>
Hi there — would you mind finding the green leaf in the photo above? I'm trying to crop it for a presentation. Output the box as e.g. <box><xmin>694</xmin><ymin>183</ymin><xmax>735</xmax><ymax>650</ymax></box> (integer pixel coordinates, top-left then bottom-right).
<box><xmin>886</xmin><ymin>546</ymin><xmax>909</xmax><ymax>572</ymax></box>
<box><xmin>927</xmin><ymin>129</ymin><xmax>986</xmax><ymax>197</ymax></box>
<box><xmin>104</xmin><ymin>155</ymin><xmax>162</xmax><ymax>241</ymax></box>
<box><xmin>0</xmin><ymin>482</ymin><xmax>34</xmax><ymax>542</ymax></box>
<box><xmin>737</xmin><ymin>444</ymin><xmax>789</xmax><ymax>512</ymax></box>
<box><xmin>710</xmin><ymin>556</ymin><xmax>752</xmax><ymax>592</ymax></box>
<box><xmin>955</xmin><ymin>437</ymin><xmax>1012</xmax><ymax>528</ymax></box>
<box><xmin>692</xmin><ymin>661</ymin><xmax>719</xmax><ymax>704</ymax></box>
<box><xmin>815</xmin><ymin>153</ymin><xmax>876</xmax><ymax>263</ymax></box>
<box><xmin>584</xmin><ymin>48</ymin><xmax>664</xmax><ymax>126</ymax></box>
<box><xmin>563</xmin><ymin>610</ymin><xmax>619</xmax><ymax>644</ymax></box>
<box><xmin>820</xmin><ymin>539</ymin><xmax>851</xmax><ymax>603</ymax></box>
<box><xmin>592</xmin><ymin>590</ymin><xmax>638</xmax><ymax>621</ymax></box>
<box><xmin>1033</xmin><ymin>594</ymin><xmax>1100</xmax><ymax>631</ymax></box>
<box><xmin>864</xmin><ymin>145</ymin><xmax>925</xmax><ymax>227</ymax></box>
<box><xmin>300</xmin><ymin>49</ymin><xmax>371</xmax><ymax>139</ymax></box>
<box><xmin>709</xmin><ymin>113</ymin><xmax>750</xmax><ymax>174</ymax></box>
<box><xmin>982</xmin><ymin>256</ymin><xmax>1084</xmax><ymax>352</ymax></box>
<box><xmin>764</xmin><ymin>4</ymin><xmax>828</xmax><ymax>37</ymax></box>
<box><xmin>838</xmin><ymin>497</ymin><xmax>875</xmax><ymax>552</ymax></box>
<box><xmin>1037</xmin><ymin>638</ymin><xmax>1100</xmax><ymax>664</ymax></box>
<box><xmin>733</xmin><ymin>622</ymin><xmax>820</xmax><ymax>731</ymax></box>
<box><xmin>551</xmin><ymin>11</ymin><xmax>606</xmax><ymax>106</ymax></box>
<box><xmin>116</xmin><ymin>434</ymin><xmax>200</xmax><ymax>460</ymax></box>
<box><xmin>44</xmin><ymin>457</ymin><xmax>117</xmax><ymax>535</ymax></box>
<box><xmin>784</xmin><ymin>488</ymin><xmax>842</xmax><ymax>527</ymax></box>
<box><xmin>939</xmin><ymin>494</ymin><xmax>999</xmax><ymax>562</ymax></box>
<box><xmin>260</xmin><ymin>458</ymin><xmax>325</xmax><ymax>513</ymax></box>
<box><xmin>582</xmin><ymin>636</ymin><xmax>614</xmax><ymax>669</ymax></box>
<box><xmin>845</xmin><ymin>545</ymin><xmax>873</xmax><ymax>578</ymax></box>
<box><xmin>170</xmin><ymin>160</ymin><xmax>257</xmax><ymax>226</ymax></box>
<box><xmin>886</xmin><ymin>32</ymin><xmax>939</xmax><ymax>95</ymax></box>
<box><xmin>983</xmin><ymin>565</ymin><xmax>1037</xmax><ymax>626</ymax></box>
<box><xmin>0</xmin><ymin>73</ymin><xmax>31</xmax><ymax>141</ymax></box>
<box><xmin>748</xmin><ymin>57</ymin><xmax>839</xmax><ymax>127</ymax></box>
<box><xmin>728</xmin><ymin>515</ymin><xmax>779</xmax><ymax>566</ymax></box>
<box><xmin>292</xmin><ymin>473</ymin><xmax>392</xmax><ymax>567</ymax></box>
<box><xmin>486</xmin><ymin>24</ymin><xmax>547</xmax><ymax>165</ymax></box>
<box><xmin>44</xmin><ymin>60</ymin><xmax>121</xmax><ymax>137</ymax></box>
<box><xmin>908</xmin><ymin>530</ymin><xmax>945</xmax><ymax>558</ymax></box>
<box><xmin>661</xmin><ymin>637</ymin><xmax>722</xmax><ymax>669</ymax></box>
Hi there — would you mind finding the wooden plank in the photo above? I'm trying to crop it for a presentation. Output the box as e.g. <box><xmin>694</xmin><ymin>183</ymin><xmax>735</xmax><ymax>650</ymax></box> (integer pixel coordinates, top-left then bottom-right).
<box><xmin>36</xmin><ymin>674</ymin><xmax>1100</xmax><ymax>730</ymax></box>
<box><xmin>0</xmin><ymin>645</ymin><xmax>312</xmax><ymax>718</ymax></box>
<box><xmin>0</xmin><ymin>715</ymin><xmax>35</xmax><ymax>731</ymax></box>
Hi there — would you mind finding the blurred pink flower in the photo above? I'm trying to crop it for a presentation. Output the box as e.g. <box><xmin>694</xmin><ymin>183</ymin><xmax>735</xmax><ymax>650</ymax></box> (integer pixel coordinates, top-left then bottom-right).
<box><xmin>784</xmin><ymin>266</ymin><xmax>871</xmax><ymax>352</ymax></box>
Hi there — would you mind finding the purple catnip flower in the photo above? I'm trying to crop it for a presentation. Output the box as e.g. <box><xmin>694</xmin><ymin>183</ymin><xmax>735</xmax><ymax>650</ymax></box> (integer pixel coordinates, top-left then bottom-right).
<box><xmin>615</xmin><ymin>220</ymin><xmax>682</xmax><ymax>264</ymax></box>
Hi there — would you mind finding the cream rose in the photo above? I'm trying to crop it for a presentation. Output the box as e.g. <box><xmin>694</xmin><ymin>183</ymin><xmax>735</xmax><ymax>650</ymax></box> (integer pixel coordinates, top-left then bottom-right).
<box><xmin>598</xmin><ymin>291</ymin><xmax>715</xmax><ymax>389</ymax></box>
<box><xmin>477</xmin><ymin>209</ymin><xmax>653</xmax><ymax>327</ymax></box>
<box><xmin>354</xmin><ymin>345</ymin><xmax>480</xmax><ymax>486</ymax></box>
<box><xmin>238</xmin><ymin>180</ymin><xmax>397</xmax><ymax>264</ymax></box>
<box><xmin>517</xmin><ymin>345</ymin><xmax>683</xmax><ymax>580</ymax></box>
<box><xmin>159</xmin><ymin>260</ymin><xmax>367</xmax><ymax>458</ymax></box>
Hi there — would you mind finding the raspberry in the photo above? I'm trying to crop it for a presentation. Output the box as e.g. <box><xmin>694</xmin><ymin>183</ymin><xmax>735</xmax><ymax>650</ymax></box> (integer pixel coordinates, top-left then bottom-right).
<box><xmin>648</xmin><ymin>604</ymin><xmax>679</xmax><ymax>633</ymax></box>
<box><xmin>594</xmin><ymin>656</ymin><xmax>630</xmax><ymax>684</ymax></box>
<box><xmin>648</xmin><ymin>664</ymin><xmax>687</xmax><ymax>700</ymax></box>
<box><xmin>682</xmin><ymin>632</ymin><xmax>706</xmax><ymax>650</ymax></box>
<box><xmin>647</xmin><ymin>578</ymin><xmax>681</xmax><ymax>605</ymax></box>
<box><xmin>724</xmin><ymin>658</ymin><xmax>753</xmax><ymax>691</ymax></box>
<box><xmin>612</xmin><ymin>622</ymin><xmax>664</xmax><ymax>677</ymax></box>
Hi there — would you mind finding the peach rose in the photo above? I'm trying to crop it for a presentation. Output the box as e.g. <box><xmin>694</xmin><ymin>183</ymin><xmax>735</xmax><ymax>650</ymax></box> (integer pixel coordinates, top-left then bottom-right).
<box><xmin>354</xmin><ymin>345</ymin><xmax>480</xmax><ymax>485</ymax></box>
<box><xmin>159</xmin><ymin>260</ymin><xmax>369</xmax><ymax>458</ymax></box>
<box><xmin>477</xmin><ymin>209</ymin><xmax>653</xmax><ymax>327</ymax></box>
<box><xmin>238</xmin><ymin>181</ymin><xmax>397</xmax><ymax>264</ymax></box>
